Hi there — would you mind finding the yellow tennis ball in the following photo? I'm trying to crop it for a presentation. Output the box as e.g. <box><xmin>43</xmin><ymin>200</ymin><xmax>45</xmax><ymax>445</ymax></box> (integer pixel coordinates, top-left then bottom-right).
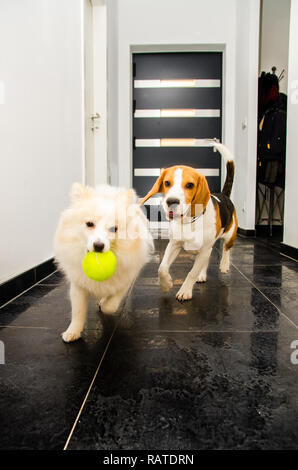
<box><xmin>82</xmin><ymin>250</ymin><xmax>117</xmax><ymax>282</ymax></box>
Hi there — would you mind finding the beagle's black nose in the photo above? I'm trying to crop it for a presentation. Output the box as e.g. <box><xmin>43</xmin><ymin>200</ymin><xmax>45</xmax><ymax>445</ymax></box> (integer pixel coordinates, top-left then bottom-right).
<box><xmin>93</xmin><ymin>242</ymin><xmax>105</xmax><ymax>252</ymax></box>
<box><xmin>166</xmin><ymin>197</ymin><xmax>180</xmax><ymax>207</ymax></box>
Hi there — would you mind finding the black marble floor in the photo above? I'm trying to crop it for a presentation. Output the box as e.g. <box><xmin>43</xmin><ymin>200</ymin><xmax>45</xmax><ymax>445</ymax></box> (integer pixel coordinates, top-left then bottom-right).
<box><xmin>1</xmin><ymin>236</ymin><xmax>298</xmax><ymax>450</ymax></box>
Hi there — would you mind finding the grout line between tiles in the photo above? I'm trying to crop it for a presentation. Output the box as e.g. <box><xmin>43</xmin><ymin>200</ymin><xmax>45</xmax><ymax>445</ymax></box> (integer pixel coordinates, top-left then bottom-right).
<box><xmin>0</xmin><ymin>324</ymin><xmax>112</xmax><ymax>332</ymax></box>
<box><xmin>145</xmin><ymin>329</ymin><xmax>279</xmax><ymax>334</ymax></box>
<box><xmin>63</xmin><ymin>282</ymin><xmax>135</xmax><ymax>450</ymax></box>
<box><xmin>35</xmin><ymin>283</ymin><xmax>62</xmax><ymax>287</ymax></box>
<box><xmin>213</xmin><ymin>244</ymin><xmax>298</xmax><ymax>329</ymax></box>
<box><xmin>0</xmin><ymin>325</ymin><xmax>55</xmax><ymax>330</ymax></box>
<box><xmin>279</xmin><ymin>251</ymin><xmax>298</xmax><ymax>263</ymax></box>
<box><xmin>63</xmin><ymin>320</ymin><xmax>118</xmax><ymax>451</ymax></box>
<box><xmin>0</xmin><ymin>324</ymin><xmax>280</xmax><ymax>334</ymax></box>
<box><xmin>0</xmin><ymin>270</ymin><xmax>58</xmax><ymax>310</ymax></box>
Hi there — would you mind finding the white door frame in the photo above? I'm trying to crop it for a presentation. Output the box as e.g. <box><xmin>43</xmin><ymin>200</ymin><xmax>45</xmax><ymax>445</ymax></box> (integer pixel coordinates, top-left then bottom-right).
<box><xmin>84</xmin><ymin>0</ymin><xmax>108</xmax><ymax>186</ymax></box>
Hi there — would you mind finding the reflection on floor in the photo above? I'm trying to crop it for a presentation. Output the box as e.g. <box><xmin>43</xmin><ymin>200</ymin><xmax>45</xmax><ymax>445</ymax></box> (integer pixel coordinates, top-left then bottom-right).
<box><xmin>1</xmin><ymin>236</ymin><xmax>298</xmax><ymax>450</ymax></box>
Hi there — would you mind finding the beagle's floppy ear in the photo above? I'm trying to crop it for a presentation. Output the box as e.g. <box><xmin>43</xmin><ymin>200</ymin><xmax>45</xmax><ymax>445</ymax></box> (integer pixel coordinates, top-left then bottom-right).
<box><xmin>191</xmin><ymin>174</ymin><xmax>210</xmax><ymax>216</ymax></box>
<box><xmin>139</xmin><ymin>169</ymin><xmax>166</xmax><ymax>205</ymax></box>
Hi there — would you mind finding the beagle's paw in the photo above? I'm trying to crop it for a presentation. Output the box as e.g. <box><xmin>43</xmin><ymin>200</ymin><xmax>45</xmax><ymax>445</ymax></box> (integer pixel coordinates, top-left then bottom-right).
<box><xmin>220</xmin><ymin>255</ymin><xmax>230</xmax><ymax>274</ymax></box>
<box><xmin>220</xmin><ymin>267</ymin><xmax>230</xmax><ymax>274</ymax></box>
<box><xmin>176</xmin><ymin>285</ymin><xmax>193</xmax><ymax>301</ymax></box>
<box><xmin>197</xmin><ymin>273</ymin><xmax>207</xmax><ymax>283</ymax></box>
<box><xmin>220</xmin><ymin>261</ymin><xmax>230</xmax><ymax>274</ymax></box>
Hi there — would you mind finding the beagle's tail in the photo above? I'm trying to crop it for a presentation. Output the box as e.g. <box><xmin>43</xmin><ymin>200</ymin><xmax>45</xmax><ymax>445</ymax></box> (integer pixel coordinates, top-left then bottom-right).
<box><xmin>205</xmin><ymin>140</ymin><xmax>235</xmax><ymax>198</ymax></box>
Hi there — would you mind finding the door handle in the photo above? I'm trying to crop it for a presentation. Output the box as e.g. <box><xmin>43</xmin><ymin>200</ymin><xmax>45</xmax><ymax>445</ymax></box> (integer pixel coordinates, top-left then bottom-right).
<box><xmin>91</xmin><ymin>113</ymin><xmax>100</xmax><ymax>120</ymax></box>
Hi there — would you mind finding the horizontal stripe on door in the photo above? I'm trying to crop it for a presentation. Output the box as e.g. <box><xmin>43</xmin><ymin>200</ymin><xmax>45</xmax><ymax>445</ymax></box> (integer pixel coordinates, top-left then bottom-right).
<box><xmin>134</xmin><ymin>168</ymin><xmax>219</xmax><ymax>177</ymax></box>
<box><xmin>149</xmin><ymin>221</ymin><xmax>170</xmax><ymax>230</ymax></box>
<box><xmin>134</xmin><ymin>79</ymin><xmax>220</xmax><ymax>88</ymax></box>
<box><xmin>134</xmin><ymin>109</ymin><xmax>220</xmax><ymax>118</ymax></box>
<box><xmin>135</xmin><ymin>138</ymin><xmax>218</xmax><ymax>148</ymax></box>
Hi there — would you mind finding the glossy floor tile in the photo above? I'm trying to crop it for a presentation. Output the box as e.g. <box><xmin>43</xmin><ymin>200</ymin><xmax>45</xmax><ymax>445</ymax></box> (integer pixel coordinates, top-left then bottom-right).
<box><xmin>0</xmin><ymin>326</ymin><xmax>113</xmax><ymax>449</ymax></box>
<box><xmin>67</xmin><ymin>329</ymin><xmax>298</xmax><ymax>450</ymax></box>
<box><xmin>0</xmin><ymin>236</ymin><xmax>298</xmax><ymax>450</ymax></box>
<box><xmin>123</xmin><ymin>284</ymin><xmax>281</xmax><ymax>333</ymax></box>
<box><xmin>0</xmin><ymin>282</ymin><xmax>104</xmax><ymax>331</ymax></box>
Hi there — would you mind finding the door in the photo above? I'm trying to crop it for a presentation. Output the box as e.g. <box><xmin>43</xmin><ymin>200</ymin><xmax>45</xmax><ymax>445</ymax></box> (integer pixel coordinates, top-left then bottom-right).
<box><xmin>132</xmin><ymin>52</ymin><xmax>223</xmax><ymax>226</ymax></box>
<box><xmin>84</xmin><ymin>0</ymin><xmax>108</xmax><ymax>187</ymax></box>
<box><xmin>84</xmin><ymin>0</ymin><xmax>95</xmax><ymax>186</ymax></box>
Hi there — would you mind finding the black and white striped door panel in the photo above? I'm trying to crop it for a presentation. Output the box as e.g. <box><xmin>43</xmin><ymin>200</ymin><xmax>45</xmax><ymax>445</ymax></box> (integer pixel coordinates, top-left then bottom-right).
<box><xmin>132</xmin><ymin>52</ymin><xmax>222</xmax><ymax>221</ymax></box>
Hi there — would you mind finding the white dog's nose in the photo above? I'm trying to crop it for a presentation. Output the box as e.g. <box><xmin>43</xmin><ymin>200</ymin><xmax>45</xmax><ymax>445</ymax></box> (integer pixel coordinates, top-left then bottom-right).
<box><xmin>93</xmin><ymin>241</ymin><xmax>105</xmax><ymax>252</ymax></box>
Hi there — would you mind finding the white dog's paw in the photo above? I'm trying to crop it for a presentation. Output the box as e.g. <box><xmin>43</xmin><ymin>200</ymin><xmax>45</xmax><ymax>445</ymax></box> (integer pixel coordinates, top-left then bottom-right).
<box><xmin>197</xmin><ymin>273</ymin><xmax>207</xmax><ymax>283</ymax></box>
<box><xmin>158</xmin><ymin>271</ymin><xmax>173</xmax><ymax>293</ymax></box>
<box><xmin>62</xmin><ymin>328</ymin><xmax>81</xmax><ymax>343</ymax></box>
<box><xmin>100</xmin><ymin>296</ymin><xmax>121</xmax><ymax>314</ymax></box>
<box><xmin>176</xmin><ymin>285</ymin><xmax>193</xmax><ymax>301</ymax></box>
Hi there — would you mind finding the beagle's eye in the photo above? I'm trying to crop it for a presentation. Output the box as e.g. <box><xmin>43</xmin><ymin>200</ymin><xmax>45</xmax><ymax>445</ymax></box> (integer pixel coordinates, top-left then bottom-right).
<box><xmin>164</xmin><ymin>181</ymin><xmax>171</xmax><ymax>187</ymax></box>
<box><xmin>86</xmin><ymin>221</ymin><xmax>95</xmax><ymax>228</ymax></box>
<box><xmin>185</xmin><ymin>182</ymin><xmax>194</xmax><ymax>189</ymax></box>
<box><xmin>109</xmin><ymin>226</ymin><xmax>118</xmax><ymax>233</ymax></box>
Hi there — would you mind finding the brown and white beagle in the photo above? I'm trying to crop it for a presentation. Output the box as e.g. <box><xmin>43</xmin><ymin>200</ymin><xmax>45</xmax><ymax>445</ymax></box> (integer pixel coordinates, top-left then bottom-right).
<box><xmin>139</xmin><ymin>142</ymin><xmax>238</xmax><ymax>301</ymax></box>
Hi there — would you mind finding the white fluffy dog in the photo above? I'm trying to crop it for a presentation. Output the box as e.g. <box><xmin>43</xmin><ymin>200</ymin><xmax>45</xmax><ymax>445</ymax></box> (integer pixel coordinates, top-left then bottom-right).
<box><xmin>54</xmin><ymin>183</ymin><xmax>153</xmax><ymax>342</ymax></box>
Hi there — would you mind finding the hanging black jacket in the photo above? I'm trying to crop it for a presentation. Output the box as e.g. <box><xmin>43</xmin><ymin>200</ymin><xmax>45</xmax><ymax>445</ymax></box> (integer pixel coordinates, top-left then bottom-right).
<box><xmin>257</xmin><ymin>93</ymin><xmax>287</xmax><ymax>162</ymax></box>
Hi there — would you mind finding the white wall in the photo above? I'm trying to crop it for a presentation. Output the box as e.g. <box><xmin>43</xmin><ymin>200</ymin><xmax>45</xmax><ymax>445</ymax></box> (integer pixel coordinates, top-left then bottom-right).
<box><xmin>234</xmin><ymin>0</ymin><xmax>260</xmax><ymax>230</ymax></box>
<box><xmin>259</xmin><ymin>0</ymin><xmax>291</xmax><ymax>94</ymax></box>
<box><xmin>107</xmin><ymin>0</ymin><xmax>260</xmax><ymax>230</ymax></box>
<box><xmin>0</xmin><ymin>0</ymin><xmax>84</xmax><ymax>283</ymax></box>
<box><xmin>283</xmin><ymin>0</ymin><xmax>298</xmax><ymax>250</ymax></box>
<box><xmin>113</xmin><ymin>0</ymin><xmax>237</xmax><ymax>188</ymax></box>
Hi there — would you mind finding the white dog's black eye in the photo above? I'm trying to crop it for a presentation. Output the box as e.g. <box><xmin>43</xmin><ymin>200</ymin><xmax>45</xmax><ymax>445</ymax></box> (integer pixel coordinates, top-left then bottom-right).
<box><xmin>86</xmin><ymin>221</ymin><xmax>95</xmax><ymax>228</ymax></box>
<box><xmin>185</xmin><ymin>182</ymin><xmax>194</xmax><ymax>189</ymax></box>
<box><xmin>109</xmin><ymin>226</ymin><xmax>118</xmax><ymax>233</ymax></box>
<box><xmin>164</xmin><ymin>181</ymin><xmax>171</xmax><ymax>187</ymax></box>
